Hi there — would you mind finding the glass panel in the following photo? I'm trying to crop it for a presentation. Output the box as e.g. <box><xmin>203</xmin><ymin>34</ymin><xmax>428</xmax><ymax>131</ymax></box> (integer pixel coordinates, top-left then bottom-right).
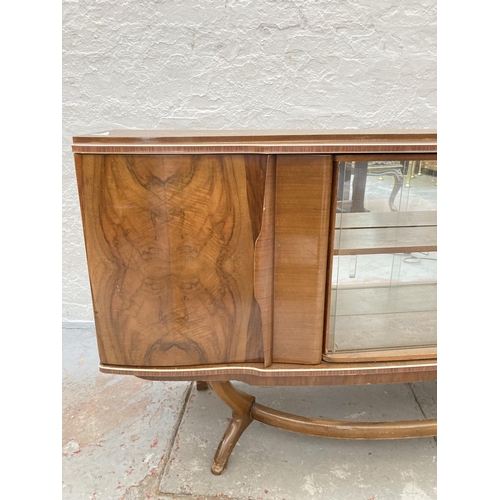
<box><xmin>329</xmin><ymin>159</ymin><xmax>437</xmax><ymax>353</ymax></box>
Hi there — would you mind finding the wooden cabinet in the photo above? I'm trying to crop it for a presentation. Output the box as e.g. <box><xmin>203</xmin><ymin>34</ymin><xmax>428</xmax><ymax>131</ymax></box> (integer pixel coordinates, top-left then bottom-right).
<box><xmin>73</xmin><ymin>130</ymin><xmax>437</xmax><ymax>474</ymax></box>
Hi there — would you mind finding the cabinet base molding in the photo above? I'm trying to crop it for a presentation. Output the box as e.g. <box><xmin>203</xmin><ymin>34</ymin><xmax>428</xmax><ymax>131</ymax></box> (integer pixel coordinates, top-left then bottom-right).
<box><xmin>101</xmin><ymin>360</ymin><xmax>437</xmax><ymax>386</ymax></box>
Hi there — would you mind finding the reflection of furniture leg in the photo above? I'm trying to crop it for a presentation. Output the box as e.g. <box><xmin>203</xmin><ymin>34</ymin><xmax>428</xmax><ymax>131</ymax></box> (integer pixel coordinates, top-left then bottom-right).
<box><xmin>340</xmin><ymin>162</ymin><xmax>404</xmax><ymax>213</ymax></box>
<box><xmin>405</xmin><ymin>161</ymin><xmax>417</xmax><ymax>188</ymax></box>
<box><xmin>196</xmin><ymin>381</ymin><xmax>209</xmax><ymax>391</ymax></box>
<box><xmin>351</xmin><ymin>162</ymin><xmax>368</xmax><ymax>212</ymax></box>
<box><xmin>367</xmin><ymin>167</ymin><xmax>404</xmax><ymax>211</ymax></box>
<box><xmin>349</xmin><ymin>255</ymin><xmax>357</xmax><ymax>278</ymax></box>
<box><xmin>387</xmin><ymin>169</ymin><xmax>404</xmax><ymax>211</ymax></box>
<box><xmin>210</xmin><ymin>381</ymin><xmax>437</xmax><ymax>475</ymax></box>
<box><xmin>210</xmin><ymin>381</ymin><xmax>255</xmax><ymax>475</ymax></box>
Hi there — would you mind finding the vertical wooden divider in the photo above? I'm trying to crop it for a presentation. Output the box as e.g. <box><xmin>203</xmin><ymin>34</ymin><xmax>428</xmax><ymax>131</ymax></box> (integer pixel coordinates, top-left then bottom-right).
<box><xmin>273</xmin><ymin>155</ymin><xmax>333</xmax><ymax>364</ymax></box>
<box><xmin>254</xmin><ymin>156</ymin><xmax>276</xmax><ymax>367</ymax></box>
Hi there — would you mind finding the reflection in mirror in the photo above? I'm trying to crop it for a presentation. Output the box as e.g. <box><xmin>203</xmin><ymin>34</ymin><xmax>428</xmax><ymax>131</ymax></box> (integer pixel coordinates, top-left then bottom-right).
<box><xmin>328</xmin><ymin>160</ymin><xmax>437</xmax><ymax>354</ymax></box>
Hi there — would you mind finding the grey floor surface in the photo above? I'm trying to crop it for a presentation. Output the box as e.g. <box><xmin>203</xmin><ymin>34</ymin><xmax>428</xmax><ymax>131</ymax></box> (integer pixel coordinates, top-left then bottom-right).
<box><xmin>62</xmin><ymin>327</ymin><xmax>437</xmax><ymax>500</ymax></box>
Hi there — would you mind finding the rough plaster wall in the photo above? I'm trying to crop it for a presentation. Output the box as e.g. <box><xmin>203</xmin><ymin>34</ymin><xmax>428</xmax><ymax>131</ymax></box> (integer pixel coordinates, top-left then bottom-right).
<box><xmin>62</xmin><ymin>0</ymin><xmax>436</xmax><ymax>322</ymax></box>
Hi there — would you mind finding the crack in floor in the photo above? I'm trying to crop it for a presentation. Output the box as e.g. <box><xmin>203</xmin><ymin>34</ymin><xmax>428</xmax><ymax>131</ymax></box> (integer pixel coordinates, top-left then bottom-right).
<box><xmin>408</xmin><ymin>382</ymin><xmax>437</xmax><ymax>443</ymax></box>
<box><xmin>156</xmin><ymin>382</ymin><xmax>195</xmax><ymax>493</ymax></box>
<box><xmin>122</xmin><ymin>382</ymin><xmax>195</xmax><ymax>499</ymax></box>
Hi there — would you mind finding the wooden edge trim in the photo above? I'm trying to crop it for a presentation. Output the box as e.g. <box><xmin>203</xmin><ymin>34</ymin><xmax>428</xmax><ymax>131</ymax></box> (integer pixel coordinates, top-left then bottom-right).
<box><xmin>73</xmin><ymin>131</ymin><xmax>437</xmax><ymax>144</ymax></box>
<box><xmin>72</xmin><ymin>144</ymin><xmax>437</xmax><ymax>155</ymax></box>
<box><xmin>251</xmin><ymin>404</ymin><xmax>437</xmax><ymax>439</ymax></box>
<box><xmin>323</xmin><ymin>348</ymin><xmax>437</xmax><ymax>363</ymax></box>
<box><xmin>99</xmin><ymin>361</ymin><xmax>437</xmax><ymax>379</ymax></box>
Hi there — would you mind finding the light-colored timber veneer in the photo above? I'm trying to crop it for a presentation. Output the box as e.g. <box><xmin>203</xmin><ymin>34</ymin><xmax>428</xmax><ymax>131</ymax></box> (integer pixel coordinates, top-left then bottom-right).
<box><xmin>73</xmin><ymin>130</ymin><xmax>437</xmax><ymax>474</ymax></box>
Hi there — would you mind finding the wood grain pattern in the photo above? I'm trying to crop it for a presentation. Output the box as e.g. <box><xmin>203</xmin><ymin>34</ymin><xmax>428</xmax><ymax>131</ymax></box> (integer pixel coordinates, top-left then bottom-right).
<box><xmin>76</xmin><ymin>154</ymin><xmax>269</xmax><ymax>367</ymax></box>
<box><xmin>273</xmin><ymin>155</ymin><xmax>333</xmax><ymax>364</ymax></box>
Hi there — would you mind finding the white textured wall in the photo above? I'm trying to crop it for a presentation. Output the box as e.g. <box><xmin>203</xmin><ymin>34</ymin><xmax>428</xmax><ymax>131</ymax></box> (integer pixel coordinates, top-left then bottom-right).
<box><xmin>62</xmin><ymin>0</ymin><xmax>436</xmax><ymax>322</ymax></box>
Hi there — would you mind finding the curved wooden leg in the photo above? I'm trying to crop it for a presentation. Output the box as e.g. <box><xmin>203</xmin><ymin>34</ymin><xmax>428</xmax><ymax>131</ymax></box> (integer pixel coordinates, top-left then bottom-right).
<box><xmin>251</xmin><ymin>404</ymin><xmax>437</xmax><ymax>439</ymax></box>
<box><xmin>196</xmin><ymin>381</ymin><xmax>209</xmax><ymax>391</ymax></box>
<box><xmin>209</xmin><ymin>381</ymin><xmax>255</xmax><ymax>475</ymax></box>
<box><xmin>209</xmin><ymin>381</ymin><xmax>437</xmax><ymax>475</ymax></box>
<box><xmin>211</xmin><ymin>409</ymin><xmax>253</xmax><ymax>475</ymax></box>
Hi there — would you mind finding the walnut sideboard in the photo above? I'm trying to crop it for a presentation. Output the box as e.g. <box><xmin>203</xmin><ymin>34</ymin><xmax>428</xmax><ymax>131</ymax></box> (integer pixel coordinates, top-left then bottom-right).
<box><xmin>73</xmin><ymin>130</ymin><xmax>437</xmax><ymax>474</ymax></box>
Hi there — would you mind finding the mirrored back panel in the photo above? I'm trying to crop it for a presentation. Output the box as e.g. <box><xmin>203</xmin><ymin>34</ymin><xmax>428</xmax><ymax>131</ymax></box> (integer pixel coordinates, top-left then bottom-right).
<box><xmin>328</xmin><ymin>159</ymin><xmax>437</xmax><ymax>356</ymax></box>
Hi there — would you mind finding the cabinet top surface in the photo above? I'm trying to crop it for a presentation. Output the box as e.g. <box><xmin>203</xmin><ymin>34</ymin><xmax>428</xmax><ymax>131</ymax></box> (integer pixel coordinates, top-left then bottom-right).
<box><xmin>72</xmin><ymin>129</ymin><xmax>437</xmax><ymax>154</ymax></box>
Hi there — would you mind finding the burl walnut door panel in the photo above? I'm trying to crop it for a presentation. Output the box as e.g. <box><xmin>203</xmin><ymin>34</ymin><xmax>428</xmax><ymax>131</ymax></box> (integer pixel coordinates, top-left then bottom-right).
<box><xmin>272</xmin><ymin>155</ymin><xmax>333</xmax><ymax>364</ymax></box>
<box><xmin>76</xmin><ymin>154</ymin><xmax>269</xmax><ymax>367</ymax></box>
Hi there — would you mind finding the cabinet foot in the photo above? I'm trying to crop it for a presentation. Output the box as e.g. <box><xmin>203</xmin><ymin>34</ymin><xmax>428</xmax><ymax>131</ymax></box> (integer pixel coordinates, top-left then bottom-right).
<box><xmin>209</xmin><ymin>381</ymin><xmax>255</xmax><ymax>475</ymax></box>
<box><xmin>196</xmin><ymin>381</ymin><xmax>209</xmax><ymax>391</ymax></box>
<box><xmin>211</xmin><ymin>410</ymin><xmax>253</xmax><ymax>475</ymax></box>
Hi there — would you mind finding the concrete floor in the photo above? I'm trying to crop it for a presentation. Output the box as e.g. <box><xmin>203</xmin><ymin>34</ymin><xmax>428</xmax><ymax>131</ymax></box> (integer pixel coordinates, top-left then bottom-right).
<box><xmin>62</xmin><ymin>327</ymin><xmax>437</xmax><ymax>500</ymax></box>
